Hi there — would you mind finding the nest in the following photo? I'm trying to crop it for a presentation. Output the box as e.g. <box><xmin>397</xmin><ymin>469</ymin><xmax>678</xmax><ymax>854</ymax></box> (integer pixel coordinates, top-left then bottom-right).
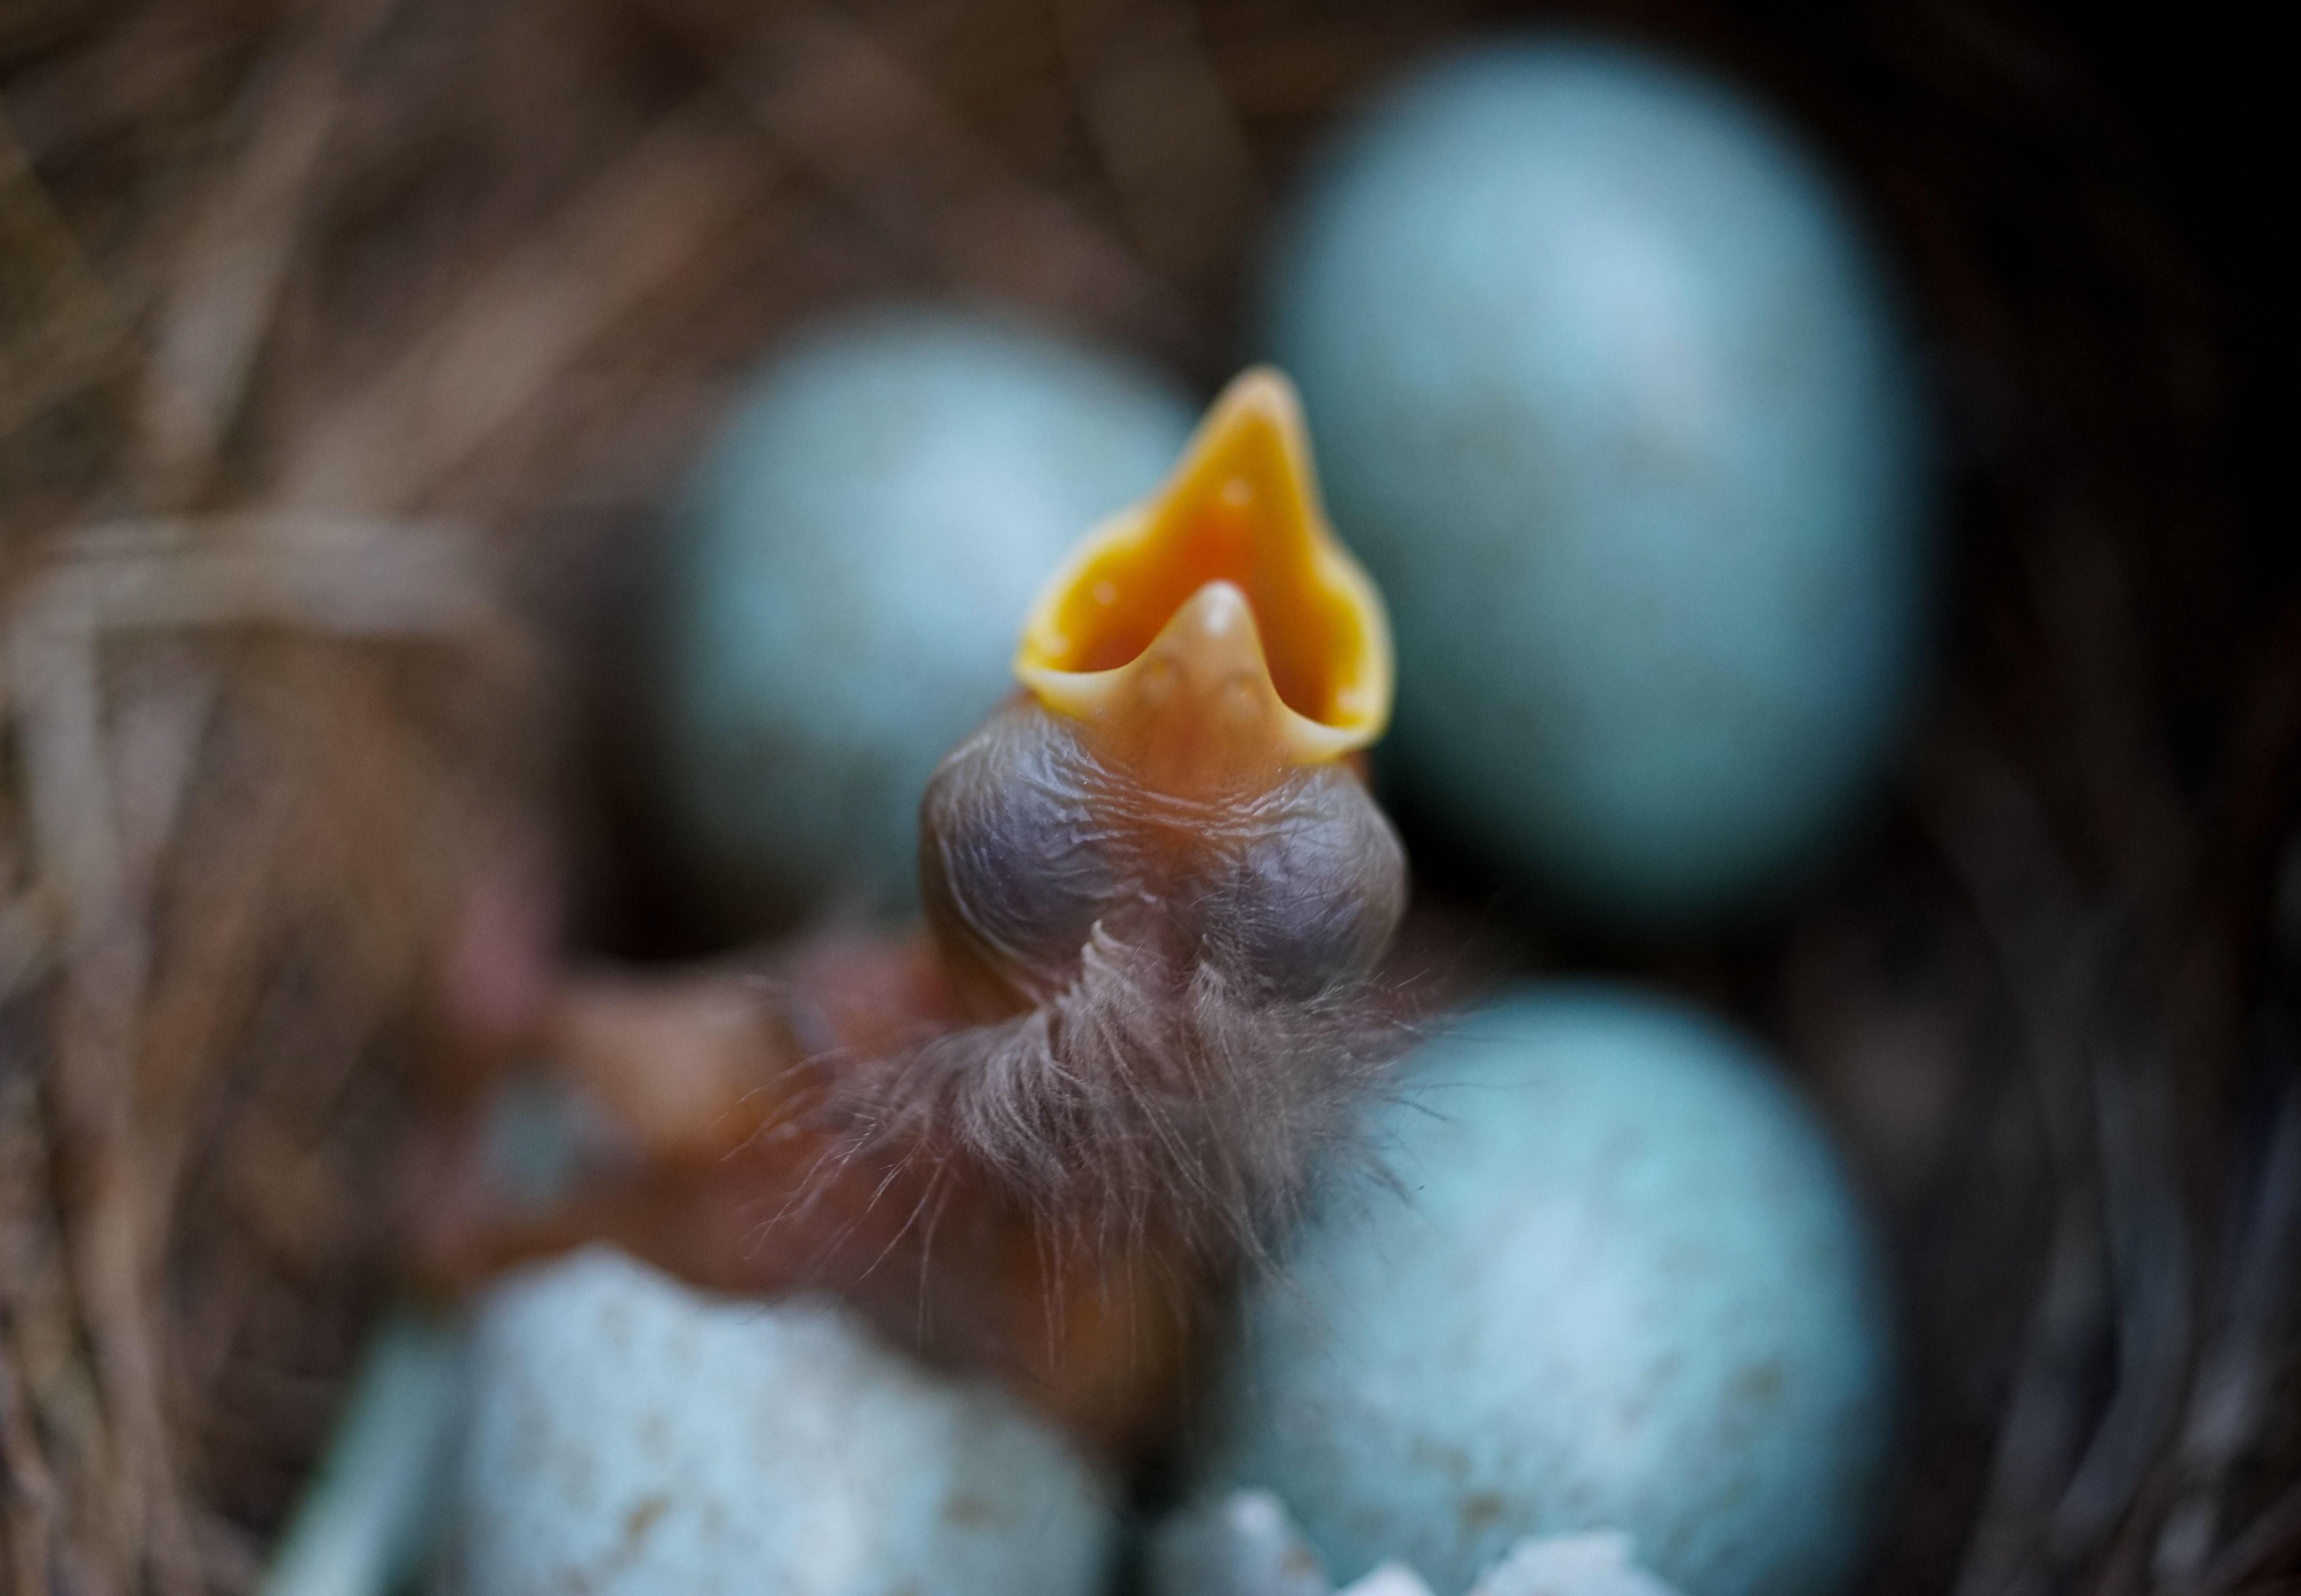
<box><xmin>0</xmin><ymin>1</ymin><xmax>2289</xmax><ymax>1593</ymax></box>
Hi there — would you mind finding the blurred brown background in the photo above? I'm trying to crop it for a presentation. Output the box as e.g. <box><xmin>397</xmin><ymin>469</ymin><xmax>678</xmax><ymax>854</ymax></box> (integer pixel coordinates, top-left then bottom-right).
<box><xmin>1</xmin><ymin>1</ymin><xmax>2292</xmax><ymax>1594</ymax></box>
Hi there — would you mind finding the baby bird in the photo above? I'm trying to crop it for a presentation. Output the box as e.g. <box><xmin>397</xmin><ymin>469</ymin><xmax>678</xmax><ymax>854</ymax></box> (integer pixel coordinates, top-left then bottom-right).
<box><xmin>415</xmin><ymin>370</ymin><xmax>1407</xmax><ymax>1452</ymax></box>
<box><xmin>872</xmin><ymin>366</ymin><xmax>1403</xmax><ymax>1249</ymax></box>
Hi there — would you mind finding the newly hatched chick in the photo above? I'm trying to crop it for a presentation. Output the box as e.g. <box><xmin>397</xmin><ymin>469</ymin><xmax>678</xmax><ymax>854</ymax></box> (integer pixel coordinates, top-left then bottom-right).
<box><xmin>874</xmin><ymin>367</ymin><xmax>1404</xmax><ymax>1254</ymax></box>
<box><xmin>415</xmin><ymin>370</ymin><xmax>1407</xmax><ymax>1451</ymax></box>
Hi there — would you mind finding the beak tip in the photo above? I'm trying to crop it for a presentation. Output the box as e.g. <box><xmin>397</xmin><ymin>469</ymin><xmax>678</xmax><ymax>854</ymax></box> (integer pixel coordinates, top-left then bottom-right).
<box><xmin>1214</xmin><ymin>367</ymin><xmax>1308</xmax><ymax>445</ymax></box>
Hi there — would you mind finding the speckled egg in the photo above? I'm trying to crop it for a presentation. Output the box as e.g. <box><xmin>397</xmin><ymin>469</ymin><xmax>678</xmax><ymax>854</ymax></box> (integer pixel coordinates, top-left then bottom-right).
<box><xmin>450</xmin><ymin>1246</ymin><xmax>1117</xmax><ymax>1596</ymax></box>
<box><xmin>1263</xmin><ymin>39</ymin><xmax>1935</xmax><ymax>928</ymax></box>
<box><xmin>653</xmin><ymin>308</ymin><xmax>1195</xmax><ymax>925</ymax></box>
<box><xmin>1199</xmin><ymin>986</ymin><xmax>1897</xmax><ymax>1596</ymax></box>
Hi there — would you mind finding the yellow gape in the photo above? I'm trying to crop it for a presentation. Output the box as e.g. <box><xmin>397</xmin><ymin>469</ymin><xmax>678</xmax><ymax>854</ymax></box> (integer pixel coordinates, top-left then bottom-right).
<box><xmin>1014</xmin><ymin>368</ymin><xmax>1393</xmax><ymax>793</ymax></box>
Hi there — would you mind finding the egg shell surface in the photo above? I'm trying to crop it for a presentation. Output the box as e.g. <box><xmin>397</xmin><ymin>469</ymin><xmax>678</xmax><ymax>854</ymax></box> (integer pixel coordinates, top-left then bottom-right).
<box><xmin>1200</xmin><ymin>986</ymin><xmax>1897</xmax><ymax>1596</ymax></box>
<box><xmin>653</xmin><ymin>308</ymin><xmax>1196</xmax><ymax>925</ymax></box>
<box><xmin>450</xmin><ymin>1246</ymin><xmax>1117</xmax><ymax>1596</ymax></box>
<box><xmin>1264</xmin><ymin>39</ymin><xmax>1935</xmax><ymax>928</ymax></box>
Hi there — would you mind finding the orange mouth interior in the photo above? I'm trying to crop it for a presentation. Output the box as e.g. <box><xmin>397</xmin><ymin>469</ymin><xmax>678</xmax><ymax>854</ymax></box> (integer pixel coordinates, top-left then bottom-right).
<box><xmin>1016</xmin><ymin>368</ymin><xmax>1390</xmax><ymax>764</ymax></box>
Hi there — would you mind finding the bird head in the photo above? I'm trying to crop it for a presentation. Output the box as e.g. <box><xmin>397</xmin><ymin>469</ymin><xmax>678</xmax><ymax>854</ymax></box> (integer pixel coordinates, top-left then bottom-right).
<box><xmin>919</xmin><ymin>365</ymin><xmax>1406</xmax><ymax>1071</ymax></box>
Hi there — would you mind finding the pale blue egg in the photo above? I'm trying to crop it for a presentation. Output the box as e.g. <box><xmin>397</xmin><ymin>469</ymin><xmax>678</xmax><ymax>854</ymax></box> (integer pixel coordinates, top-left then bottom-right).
<box><xmin>1263</xmin><ymin>39</ymin><xmax>1935</xmax><ymax>928</ymax></box>
<box><xmin>451</xmin><ymin>1247</ymin><xmax>1118</xmax><ymax>1595</ymax></box>
<box><xmin>1200</xmin><ymin>986</ymin><xmax>1897</xmax><ymax>1596</ymax></box>
<box><xmin>653</xmin><ymin>308</ymin><xmax>1195</xmax><ymax>925</ymax></box>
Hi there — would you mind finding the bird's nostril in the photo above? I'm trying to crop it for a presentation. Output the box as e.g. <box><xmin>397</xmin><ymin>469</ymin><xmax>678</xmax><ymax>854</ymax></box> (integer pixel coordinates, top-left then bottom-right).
<box><xmin>1135</xmin><ymin>655</ymin><xmax>1181</xmax><ymax>708</ymax></box>
<box><xmin>1219</xmin><ymin>676</ymin><xmax>1265</xmax><ymax>726</ymax></box>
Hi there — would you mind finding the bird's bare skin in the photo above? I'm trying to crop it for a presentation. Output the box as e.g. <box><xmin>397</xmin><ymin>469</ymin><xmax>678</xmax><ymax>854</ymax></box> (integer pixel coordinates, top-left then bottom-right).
<box><xmin>408</xmin><ymin>370</ymin><xmax>1406</xmax><ymax>1457</ymax></box>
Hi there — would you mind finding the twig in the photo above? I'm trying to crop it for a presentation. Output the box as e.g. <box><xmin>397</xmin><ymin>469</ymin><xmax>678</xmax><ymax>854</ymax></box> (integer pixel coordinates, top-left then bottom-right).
<box><xmin>279</xmin><ymin>105</ymin><xmax>768</xmax><ymax>509</ymax></box>
<box><xmin>2051</xmin><ymin>1037</ymin><xmax>2189</xmax><ymax>1554</ymax></box>
<box><xmin>2191</xmin><ymin>1481</ymin><xmax>2301</xmax><ymax>1596</ymax></box>
<box><xmin>129</xmin><ymin>698</ymin><xmax>358</xmax><ymax>1286</ymax></box>
<box><xmin>9</xmin><ymin>584</ymin><xmax>199</xmax><ymax>1593</ymax></box>
<box><xmin>8</xmin><ymin>579</ymin><xmax>118</xmax><ymax>941</ymax></box>
<box><xmin>700</xmin><ymin>6</ymin><xmax>1203</xmax><ymax>360</ymax></box>
<box><xmin>0</xmin><ymin>889</ymin><xmax>45</xmax><ymax>1001</ymax></box>
<box><xmin>138</xmin><ymin>0</ymin><xmax>400</xmax><ymax>499</ymax></box>
<box><xmin>2155</xmin><ymin>1071</ymin><xmax>2301</xmax><ymax>1585</ymax></box>
<box><xmin>0</xmin><ymin>103</ymin><xmax>136</xmax><ymax>445</ymax></box>
<box><xmin>28</xmin><ymin>515</ymin><xmax>500</xmax><ymax>638</ymax></box>
<box><xmin>3</xmin><ymin>509</ymin><xmax>509</xmax><ymax>1590</ymax></box>
<box><xmin>105</xmin><ymin>651</ymin><xmax>217</xmax><ymax>888</ymax></box>
<box><xmin>1920</xmin><ymin>730</ymin><xmax>2119</xmax><ymax>1596</ymax></box>
<box><xmin>1053</xmin><ymin>0</ymin><xmax>1258</xmax><ymax>284</ymax></box>
<box><xmin>0</xmin><ymin>1250</ymin><xmax>64</xmax><ymax>1596</ymax></box>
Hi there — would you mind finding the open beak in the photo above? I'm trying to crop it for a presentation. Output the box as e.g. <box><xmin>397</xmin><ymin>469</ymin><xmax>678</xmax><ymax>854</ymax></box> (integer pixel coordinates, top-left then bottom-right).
<box><xmin>1014</xmin><ymin>368</ymin><xmax>1392</xmax><ymax>795</ymax></box>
